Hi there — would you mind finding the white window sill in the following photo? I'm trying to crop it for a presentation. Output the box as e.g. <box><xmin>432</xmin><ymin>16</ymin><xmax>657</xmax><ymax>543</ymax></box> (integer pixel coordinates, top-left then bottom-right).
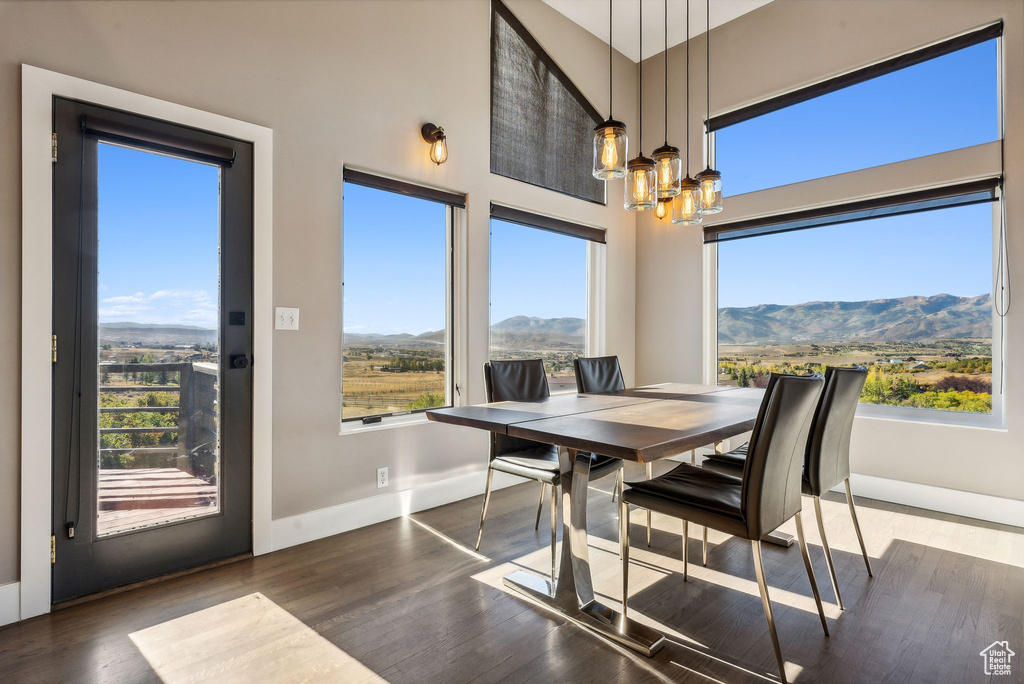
<box><xmin>339</xmin><ymin>412</ymin><xmax>432</xmax><ymax>436</ymax></box>
<box><xmin>855</xmin><ymin>403</ymin><xmax>1005</xmax><ymax>431</ymax></box>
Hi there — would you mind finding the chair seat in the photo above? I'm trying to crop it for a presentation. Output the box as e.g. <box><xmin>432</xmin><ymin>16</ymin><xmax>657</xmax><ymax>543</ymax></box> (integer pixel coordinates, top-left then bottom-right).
<box><xmin>625</xmin><ymin>463</ymin><xmax>744</xmax><ymax>518</ymax></box>
<box><xmin>704</xmin><ymin>445</ymin><xmax>815</xmax><ymax>495</ymax></box>
<box><xmin>491</xmin><ymin>447</ymin><xmax>622</xmax><ymax>485</ymax></box>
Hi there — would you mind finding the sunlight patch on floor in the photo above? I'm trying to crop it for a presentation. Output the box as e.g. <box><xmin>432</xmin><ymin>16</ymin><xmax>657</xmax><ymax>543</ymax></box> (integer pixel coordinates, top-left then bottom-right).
<box><xmin>130</xmin><ymin>593</ymin><xmax>387</xmax><ymax>684</ymax></box>
<box><xmin>408</xmin><ymin>516</ymin><xmax>491</xmax><ymax>562</ymax></box>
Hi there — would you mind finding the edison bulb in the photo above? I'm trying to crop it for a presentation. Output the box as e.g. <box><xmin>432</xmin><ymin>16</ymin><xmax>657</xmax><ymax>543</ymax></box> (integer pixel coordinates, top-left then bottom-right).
<box><xmin>652</xmin><ymin>144</ymin><xmax>682</xmax><ymax>199</ymax></box>
<box><xmin>624</xmin><ymin>156</ymin><xmax>656</xmax><ymax>211</ymax></box>
<box><xmin>696</xmin><ymin>168</ymin><xmax>723</xmax><ymax>214</ymax></box>
<box><xmin>672</xmin><ymin>177</ymin><xmax>703</xmax><ymax>225</ymax></box>
<box><xmin>429</xmin><ymin>137</ymin><xmax>448</xmax><ymax>165</ymax></box>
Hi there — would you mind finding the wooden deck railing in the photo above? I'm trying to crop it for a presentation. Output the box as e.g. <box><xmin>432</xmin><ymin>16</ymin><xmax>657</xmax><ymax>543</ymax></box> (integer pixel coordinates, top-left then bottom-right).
<box><xmin>98</xmin><ymin>361</ymin><xmax>218</xmax><ymax>477</ymax></box>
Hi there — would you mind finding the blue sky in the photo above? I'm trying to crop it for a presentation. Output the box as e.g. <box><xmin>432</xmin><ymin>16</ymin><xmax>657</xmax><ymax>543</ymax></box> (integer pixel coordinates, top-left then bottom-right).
<box><xmin>97</xmin><ymin>40</ymin><xmax>996</xmax><ymax>331</ymax></box>
<box><xmin>717</xmin><ymin>39</ymin><xmax>997</xmax><ymax>308</ymax></box>
<box><xmin>97</xmin><ymin>143</ymin><xmax>220</xmax><ymax>328</ymax></box>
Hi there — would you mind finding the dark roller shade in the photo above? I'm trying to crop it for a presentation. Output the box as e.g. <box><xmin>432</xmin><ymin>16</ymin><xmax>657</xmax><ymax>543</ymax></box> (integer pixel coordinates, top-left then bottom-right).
<box><xmin>491</xmin><ymin>0</ymin><xmax>605</xmax><ymax>205</ymax></box>
<box><xmin>82</xmin><ymin>115</ymin><xmax>237</xmax><ymax>166</ymax></box>
<box><xmin>491</xmin><ymin>203</ymin><xmax>605</xmax><ymax>243</ymax></box>
<box><xmin>343</xmin><ymin>168</ymin><xmax>466</xmax><ymax>208</ymax></box>
<box><xmin>704</xmin><ymin>178</ymin><xmax>1000</xmax><ymax>244</ymax></box>
<box><xmin>708</xmin><ymin>22</ymin><xmax>1002</xmax><ymax>133</ymax></box>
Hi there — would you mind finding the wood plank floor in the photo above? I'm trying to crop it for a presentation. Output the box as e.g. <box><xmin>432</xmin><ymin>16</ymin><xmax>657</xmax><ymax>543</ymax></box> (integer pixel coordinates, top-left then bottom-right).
<box><xmin>2</xmin><ymin>461</ymin><xmax>1022</xmax><ymax>683</ymax></box>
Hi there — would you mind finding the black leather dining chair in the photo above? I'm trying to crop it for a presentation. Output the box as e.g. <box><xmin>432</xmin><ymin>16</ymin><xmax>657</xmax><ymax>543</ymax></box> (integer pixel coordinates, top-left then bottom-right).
<box><xmin>703</xmin><ymin>366</ymin><xmax>871</xmax><ymax>610</ymax></box>
<box><xmin>619</xmin><ymin>373</ymin><xmax>828</xmax><ymax>684</ymax></box>
<box><xmin>477</xmin><ymin>359</ymin><xmax>623</xmax><ymax>583</ymax></box>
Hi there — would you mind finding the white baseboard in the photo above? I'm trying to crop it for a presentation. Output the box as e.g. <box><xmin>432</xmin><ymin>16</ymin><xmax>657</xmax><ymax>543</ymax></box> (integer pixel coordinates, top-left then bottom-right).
<box><xmin>0</xmin><ymin>581</ymin><xmax>20</xmax><ymax>627</ymax></box>
<box><xmin>840</xmin><ymin>473</ymin><xmax>1024</xmax><ymax>528</ymax></box>
<box><xmin>271</xmin><ymin>470</ymin><xmax>523</xmax><ymax>552</ymax></box>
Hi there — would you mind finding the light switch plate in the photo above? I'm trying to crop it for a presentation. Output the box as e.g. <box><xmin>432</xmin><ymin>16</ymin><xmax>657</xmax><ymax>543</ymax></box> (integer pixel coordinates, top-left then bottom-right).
<box><xmin>275</xmin><ymin>307</ymin><xmax>299</xmax><ymax>330</ymax></box>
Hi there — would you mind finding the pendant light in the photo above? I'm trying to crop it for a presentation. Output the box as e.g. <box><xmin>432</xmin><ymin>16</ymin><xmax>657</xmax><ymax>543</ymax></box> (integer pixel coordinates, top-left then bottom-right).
<box><xmin>593</xmin><ymin>0</ymin><xmax>627</xmax><ymax>180</ymax></box>
<box><xmin>652</xmin><ymin>0</ymin><xmax>681</xmax><ymax>205</ymax></box>
<box><xmin>673</xmin><ymin>0</ymin><xmax>703</xmax><ymax>225</ymax></box>
<box><xmin>625</xmin><ymin>0</ymin><xmax>657</xmax><ymax>211</ymax></box>
<box><xmin>696</xmin><ymin>0</ymin><xmax>723</xmax><ymax>214</ymax></box>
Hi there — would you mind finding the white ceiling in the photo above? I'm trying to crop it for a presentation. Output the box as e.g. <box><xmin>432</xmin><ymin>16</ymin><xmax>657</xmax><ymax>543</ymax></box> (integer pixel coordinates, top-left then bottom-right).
<box><xmin>542</xmin><ymin>0</ymin><xmax>774</xmax><ymax>62</ymax></box>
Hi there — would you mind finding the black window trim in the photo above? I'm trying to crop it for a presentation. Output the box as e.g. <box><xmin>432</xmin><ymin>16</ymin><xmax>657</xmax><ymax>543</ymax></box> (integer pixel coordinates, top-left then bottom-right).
<box><xmin>704</xmin><ymin>178</ymin><xmax>1001</xmax><ymax>244</ymax></box>
<box><xmin>342</xmin><ymin>167</ymin><xmax>466</xmax><ymax>208</ymax></box>
<box><xmin>490</xmin><ymin>203</ymin><xmax>606</xmax><ymax>244</ymax></box>
<box><xmin>341</xmin><ymin>176</ymin><xmax>460</xmax><ymax>424</ymax></box>
<box><xmin>707</xmin><ymin>21</ymin><xmax>1003</xmax><ymax>133</ymax></box>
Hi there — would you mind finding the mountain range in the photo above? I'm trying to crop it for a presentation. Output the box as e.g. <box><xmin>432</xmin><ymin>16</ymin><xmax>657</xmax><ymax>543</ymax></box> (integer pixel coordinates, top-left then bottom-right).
<box><xmin>102</xmin><ymin>293</ymin><xmax>992</xmax><ymax>349</ymax></box>
<box><xmin>718</xmin><ymin>293</ymin><xmax>992</xmax><ymax>345</ymax></box>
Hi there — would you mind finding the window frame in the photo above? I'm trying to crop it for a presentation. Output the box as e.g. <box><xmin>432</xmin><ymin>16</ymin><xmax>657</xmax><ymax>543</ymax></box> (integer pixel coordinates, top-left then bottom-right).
<box><xmin>703</xmin><ymin>30</ymin><xmax>1005</xmax><ymax>428</ymax></box>
<box><xmin>339</xmin><ymin>171</ymin><xmax>463</xmax><ymax>430</ymax></box>
<box><xmin>487</xmin><ymin>207</ymin><xmax>606</xmax><ymax>394</ymax></box>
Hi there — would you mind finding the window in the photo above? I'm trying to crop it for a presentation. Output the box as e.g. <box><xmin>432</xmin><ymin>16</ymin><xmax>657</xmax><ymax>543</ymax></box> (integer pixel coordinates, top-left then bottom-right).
<box><xmin>489</xmin><ymin>206</ymin><xmax>601</xmax><ymax>393</ymax></box>
<box><xmin>717</xmin><ymin>202</ymin><xmax>995</xmax><ymax>414</ymax></box>
<box><xmin>715</xmin><ymin>31</ymin><xmax>999</xmax><ymax>196</ymax></box>
<box><xmin>341</xmin><ymin>172</ymin><xmax>462</xmax><ymax>422</ymax></box>
<box><xmin>710</xmin><ymin>26</ymin><xmax>1003</xmax><ymax>420</ymax></box>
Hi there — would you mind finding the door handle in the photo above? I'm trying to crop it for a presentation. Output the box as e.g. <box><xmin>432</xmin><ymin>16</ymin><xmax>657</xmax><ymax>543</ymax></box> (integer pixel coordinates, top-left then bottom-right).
<box><xmin>230</xmin><ymin>355</ymin><xmax>249</xmax><ymax>369</ymax></box>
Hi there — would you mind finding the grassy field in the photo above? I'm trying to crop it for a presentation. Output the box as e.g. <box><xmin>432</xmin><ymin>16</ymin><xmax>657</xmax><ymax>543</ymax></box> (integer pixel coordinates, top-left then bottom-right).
<box><xmin>719</xmin><ymin>339</ymin><xmax>993</xmax><ymax>413</ymax></box>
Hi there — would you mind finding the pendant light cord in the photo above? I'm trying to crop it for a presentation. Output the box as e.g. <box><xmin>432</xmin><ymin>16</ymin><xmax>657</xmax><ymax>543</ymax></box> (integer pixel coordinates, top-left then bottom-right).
<box><xmin>705</xmin><ymin>0</ymin><xmax>710</xmax><ymax>166</ymax></box>
<box><xmin>685</xmin><ymin>0</ymin><xmax>690</xmax><ymax>174</ymax></box>
<box><xmin>609</xmin><ymin>0</ymin><xmax>613</xmax><ymax>119</ymax></box>
<box><xmin>638</xmin><ymin>0</ymin><xmax>643</xmax><ymax>153</ymax></box>
<box><xmin>663</xmin><ymin>0</ymin><xmax>668</xmax><ymax>145</ymax></box>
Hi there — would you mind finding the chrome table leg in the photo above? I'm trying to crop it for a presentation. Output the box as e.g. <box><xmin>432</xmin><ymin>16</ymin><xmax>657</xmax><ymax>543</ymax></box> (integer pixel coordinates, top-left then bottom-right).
<box><xmin>502</xmin><ymin>448</ymin><xmax>666</xmax><ymax>657</ymax></box>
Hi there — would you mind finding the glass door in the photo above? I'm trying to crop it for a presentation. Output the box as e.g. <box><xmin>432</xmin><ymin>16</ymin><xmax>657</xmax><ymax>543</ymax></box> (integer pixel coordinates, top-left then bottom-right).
<box><xmin>51</xmin><ymin>98</ymin><xmax>253</xmax><ymax>602</ymax></box>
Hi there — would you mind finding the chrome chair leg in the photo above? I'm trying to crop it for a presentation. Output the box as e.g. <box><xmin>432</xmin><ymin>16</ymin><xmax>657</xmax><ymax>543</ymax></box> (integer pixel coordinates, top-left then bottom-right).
<box><xmin>794</xmin><ymin>511</ymin><xmax>830</xmax><ymax>636</ymax></box>
<box><xmin>752</xmin><ymin>540</ymin><xmax>787</xmax><ymax>684</ymax></box>
<box><xmin>702</xmin><ymin>526</ymin><xmax>708</xmax><ymax>566</ymax></box>
<box><xmin>475</xmin><ymin>469</ymin><xmax>494</xmax><ymax>552</ymax></box>
<box><xmin>682</xmin><ymin>520</ymin><xmax>689</xmax><ymax>581</ymax></box>
<box><xmin>620</xmin><ymin>498</ymin><xmax>630</xmax><ymax>621</ymax></box>
<box><xmin>813</xmin><ymin>496</ymin><xmax>844</xmax><ymax>610</ymax></box>
<box><xmin>534</xmin><ymin>483</ymin><xmax>546</xmax><ymax>531</ymax></box>
<box><xmin>845</xmin><ymin>478</ymin><xmax>873</xmax><ymax>576</ymax></box>
<box><xmin>645</xmin><ymin>462</ymin><xmax>653</xmax><ymax>546</ymax></box>
<box><xmin>550</xmin><ymin>483</ymin><xmax>558</xmax><ymax>583</ymax></box>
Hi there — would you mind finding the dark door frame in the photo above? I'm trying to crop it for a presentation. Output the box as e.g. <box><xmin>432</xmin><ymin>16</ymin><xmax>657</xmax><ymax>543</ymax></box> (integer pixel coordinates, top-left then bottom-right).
<box><xmin>19</xmin><ymin>65</ymin><xmax>274</xmax><ymax>620</ymax></box>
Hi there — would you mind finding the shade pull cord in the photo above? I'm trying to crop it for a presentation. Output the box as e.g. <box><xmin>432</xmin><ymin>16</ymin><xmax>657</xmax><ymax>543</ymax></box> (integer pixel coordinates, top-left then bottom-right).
<box><xmin>64</xmin><ymin>116</ymin><xmax>87</xmax><ymax>539</ymax></box>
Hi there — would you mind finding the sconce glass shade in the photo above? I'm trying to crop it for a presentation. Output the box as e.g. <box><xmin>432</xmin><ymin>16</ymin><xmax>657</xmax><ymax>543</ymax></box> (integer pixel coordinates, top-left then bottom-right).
<box><xmin>652</xmin><ymin>144</ymin><xmax>682</xmax><ymax>199</ymax></box>
<box><xmin>672</xmin><ymin>176</ymin><xmax>703</xmax><ymax>225</ymax></box>
<box><xmin>429</xmin><ymin>137</ymin><xmax>448</xmax><ymax>165</ymax></box>
<box><xmin>421</xmin><ymin>123</ymin><xmax>448</xmax><ymax>165</ymax></box>
<box><xmin>624</xmin><ymin>155</ymin><xmax>657</xmax><ymax>211</ymax></box>
<box><xmin>696</xmin><ymin>167</ymin><xmax>723</xmax><ymax>214</ymax></box>
<box><xmin>592</xmin><ymin>119</ymin><xmax>628</xmax><ymax>179</ymax></box>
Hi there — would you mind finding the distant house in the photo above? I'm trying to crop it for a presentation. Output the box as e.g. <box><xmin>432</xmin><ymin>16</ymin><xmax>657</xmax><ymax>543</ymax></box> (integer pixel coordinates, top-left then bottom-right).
<box><xmin>548</xmin><ymin>374</ymin><xmax>577</xmax><ymax>393</ymax></box>
<box><xmin>908</xmin><ymin>361</ymin><xmax>930</xmax><ymax>370</ymax></box>
<box><xmin>889</xmin><ymin>358</ymin><xmax>904</xmax><ymax>364</ymax></box>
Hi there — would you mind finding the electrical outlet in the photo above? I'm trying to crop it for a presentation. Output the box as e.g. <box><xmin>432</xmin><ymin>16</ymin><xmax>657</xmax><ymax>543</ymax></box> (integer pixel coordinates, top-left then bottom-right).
<box><xmin>377</xmin><ymin>466</ymin><xmax>389</xmax><ymax>489</ymax></box>
<box><xmin>275</xmin><ymin>307</ymin><xmax>299</xmax><ymax>330</ymax></box>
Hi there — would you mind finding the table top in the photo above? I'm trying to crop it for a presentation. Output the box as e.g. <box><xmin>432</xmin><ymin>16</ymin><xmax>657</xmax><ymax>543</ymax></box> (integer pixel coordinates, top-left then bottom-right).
<box><xmin>426</xmin><ymin>384</ymin><xmax>764</xmax><ymax>463</ymax></box>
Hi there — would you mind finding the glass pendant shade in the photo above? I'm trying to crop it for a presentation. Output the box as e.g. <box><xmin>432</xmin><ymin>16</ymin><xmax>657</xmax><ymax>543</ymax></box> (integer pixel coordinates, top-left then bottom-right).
<box><xmin>592</xmin><ymin>120</ymin><xmax>628</xmax><ymax>179</ymax></box>
<box><xmin>672</xmin><ymin>177</ymin><xmax>703</xmax><ymax>225</ymax></box>
<box><xmin>624</xmin><ymin>156</ymin><xmax>657</xmax><ymax>211</ymax></box>
<box><xmin>696</xmin><ymin>167</ymin><xmax>723</xmax><ymax>214</ymax></box>
<box><xmin>652</xmin><ymin>144</ymin><xmax>682</xmax><ymax>199</ymax></box>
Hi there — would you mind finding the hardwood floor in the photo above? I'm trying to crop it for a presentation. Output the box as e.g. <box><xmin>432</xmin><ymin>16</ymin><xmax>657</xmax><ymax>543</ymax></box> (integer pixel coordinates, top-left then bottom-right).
<box><xmin>2</xmin><ymin>461</ymin><xmax>1021</xmax><ymax>683</ymax></box>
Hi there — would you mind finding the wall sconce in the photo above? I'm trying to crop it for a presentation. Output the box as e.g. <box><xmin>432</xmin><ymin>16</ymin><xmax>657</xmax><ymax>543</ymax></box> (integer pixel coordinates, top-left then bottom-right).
<box><xmin>421</xmin><ymin>123</ymin><xmax>448</xmax><ymax>165</ymax></box>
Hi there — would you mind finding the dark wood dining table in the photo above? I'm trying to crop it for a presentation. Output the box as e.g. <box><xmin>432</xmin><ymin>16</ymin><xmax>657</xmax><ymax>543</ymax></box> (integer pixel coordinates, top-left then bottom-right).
<box><xmin>426</xmin><ymin>383</ymin><xmax>765</xmax><ymax>656</ymax></box>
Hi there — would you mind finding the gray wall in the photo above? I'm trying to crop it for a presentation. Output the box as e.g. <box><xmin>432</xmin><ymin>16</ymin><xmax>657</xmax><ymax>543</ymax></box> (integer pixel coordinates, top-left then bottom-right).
<box><xmin>635</xmin><ymin>0</ymin><xmax>1024</xmax><ymax>502</ymax></box>
<box><xmin>0</xmin><ymin>0</ymin><xmax>638</xmax><ymax>585</ymax></box>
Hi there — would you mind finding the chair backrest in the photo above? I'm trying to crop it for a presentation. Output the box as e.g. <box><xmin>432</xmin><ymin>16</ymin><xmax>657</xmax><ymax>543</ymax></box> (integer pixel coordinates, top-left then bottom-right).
<box><xmin>803</xmin><ymin>366</ymin><xmax>868</xmax><ymax>495</ymax></box>
<box><xmin>483</xmin><ymin>359</ymin><xmax>550</xmax><ymax>458</ymax></box>
<box><xmin>573</xmin><ymin>356</ymin><xmax>625</xmax><ymax>394</ymax></box>
<box><xmin>741</xmin><ymin>373</ymin><xmax>824</xmax><ymax>539</ymax></box>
